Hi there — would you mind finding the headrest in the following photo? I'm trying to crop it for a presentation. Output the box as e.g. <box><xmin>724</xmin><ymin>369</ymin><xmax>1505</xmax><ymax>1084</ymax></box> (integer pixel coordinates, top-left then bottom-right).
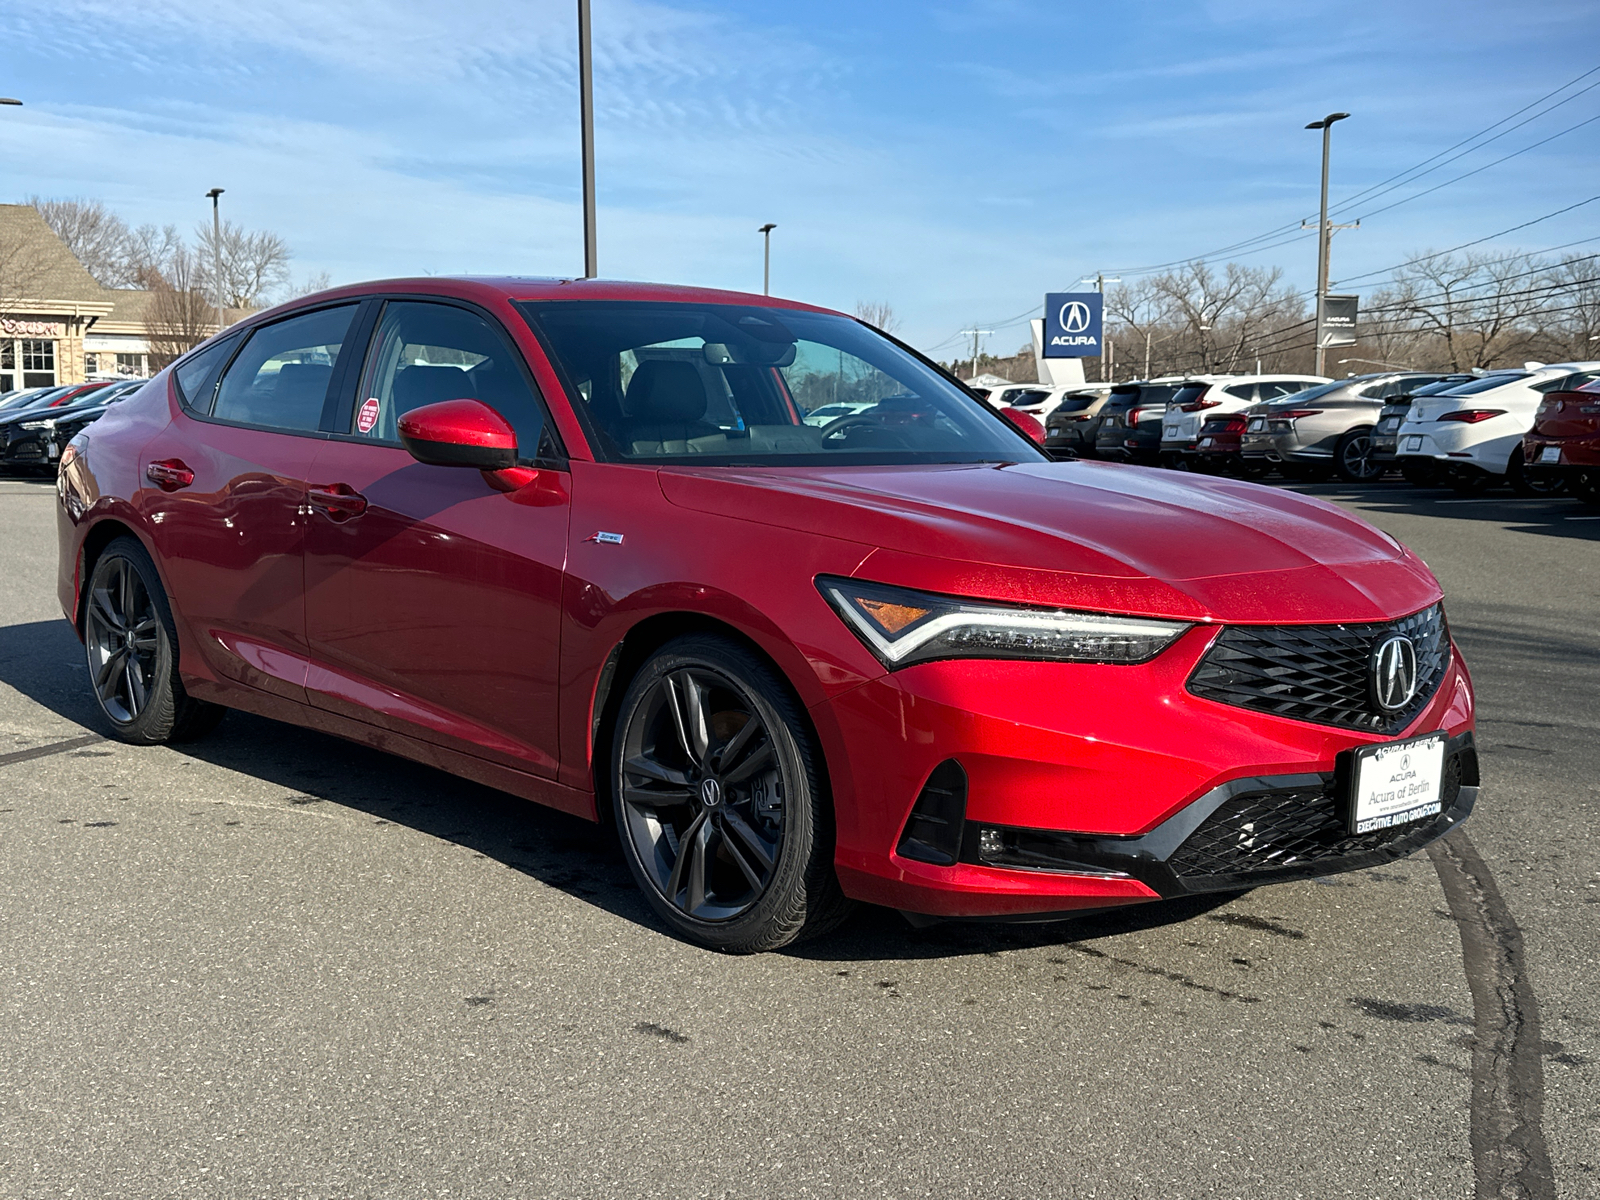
<box><xmin>625</xmin><ymin>359</ymin><xmax>707</xmax><ymax>423</ymax></box>
<box><xmin>395</xmin><ymin>365</ymin><xmax>476</xmax><ymax>409</ymax></box>
<box><xmin>273</xmin><ymin>362</ymin><xmax>332</xmax><ymax>396</ymax></box>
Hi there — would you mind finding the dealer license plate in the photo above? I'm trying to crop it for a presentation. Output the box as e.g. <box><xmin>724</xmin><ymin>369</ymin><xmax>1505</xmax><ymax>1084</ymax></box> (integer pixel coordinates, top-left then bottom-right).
<box><xmin>1540</xmin><ymin>446</ymin><xmax>1561</xmax><ymax>464</ymax></box>
<box><xmin>47</xmin><ymin>442</ymin><xmax>59</xmax><ymax>460</ymax></box>
<box><xmin>1349</xmin><ymin>731</ymin><xmax>1446</xmax><ymax>834</ymax></box>
<box><xmin>1247</xmin><ymin>418</ymin><xmax>1265</xmax><ymax>431</ymax></box>
<box><xmin>1198</xmin><ymin>436</ymin><xmax>1214</xmax><ymax>448</ymax></box>
<box><xmin>1165</xmin><ymin>425</ymin><xmax>1179</xmax><ymax>438</ymax></box>
<box><xmin>1405</xmin><ymin>436</ymin><xmax>1423</xmax><ymax>452</ymax></box>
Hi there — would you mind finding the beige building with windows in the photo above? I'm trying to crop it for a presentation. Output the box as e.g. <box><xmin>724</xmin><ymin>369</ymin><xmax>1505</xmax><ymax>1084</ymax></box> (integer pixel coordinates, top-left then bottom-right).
<box><xmin>0</xmin><ymin>204</ymin><xmax>174</xmax><ymax>391</ymax></box>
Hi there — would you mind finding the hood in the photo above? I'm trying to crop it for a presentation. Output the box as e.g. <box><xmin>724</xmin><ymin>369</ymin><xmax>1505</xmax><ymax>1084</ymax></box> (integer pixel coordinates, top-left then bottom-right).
<box><xmin>659</xmin><ymin>460</ymin><xmax>1441</xmax><ymax>624</ymax></box>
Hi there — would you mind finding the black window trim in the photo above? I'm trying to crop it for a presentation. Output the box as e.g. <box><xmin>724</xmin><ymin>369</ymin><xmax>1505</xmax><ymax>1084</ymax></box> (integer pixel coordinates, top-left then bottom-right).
<box><xmin>322</xmin><ymin>293</ymin><xmax>567</xmax><ymax>470</ymax></box>
<box><xmin>178</xmin><ymin>299</ymin><xmax>365</xmax><ymax>440</ymax></box>
<box><xmin>172</xmin><ymin>327</ymin><xmax>249</xmax><ymax>415</ymax></box>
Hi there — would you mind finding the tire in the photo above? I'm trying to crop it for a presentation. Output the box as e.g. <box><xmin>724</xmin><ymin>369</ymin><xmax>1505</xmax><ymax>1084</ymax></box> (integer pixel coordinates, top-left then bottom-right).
<box><xmin>1571</xmin><ymin>469</ymin><xmax>1600</xmax><ymax>507</ymax></box>
<box><xmin>1334</xmin><ymin>427</ymin><xmax>1382</xmax><ymax>483</ymax></box>
<box><xmin>1400</xmin><ymin>460</ymin><xmax>1439</xmax><ymax>488</ymax></box>
<box><xmin>610</xmin><ymin>634</ymin><xmax>850</xmax><ymax>953</ymax></box>
<box><xmin>83</xmin><ymin>537</ymin><xmax>226</xmax><ymax>745</ymax></box>
<box><xmin>1507</xmin><ymin>448</ymin><xmax>1566</xmax><ymax>497</ymax></box>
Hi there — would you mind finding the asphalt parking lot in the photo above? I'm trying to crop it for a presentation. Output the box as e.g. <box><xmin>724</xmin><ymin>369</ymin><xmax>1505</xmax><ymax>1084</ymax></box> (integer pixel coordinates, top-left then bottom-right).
<box><xmin>0</xmin><ymin>473</ymin><xmax>1595</xmax><ymax>1200</ymax></box>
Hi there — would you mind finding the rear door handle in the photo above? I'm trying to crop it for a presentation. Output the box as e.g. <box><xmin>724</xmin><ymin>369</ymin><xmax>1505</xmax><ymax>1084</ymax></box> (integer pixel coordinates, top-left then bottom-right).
<box><xmin>145</xmin><ymin>459</ymin><xmax>194</xmax><ymax>491</ymax></box>
<box><xmin>307</xmin><ymin>482</ymin><xmax>369</xmax><ymax>521</ymax></box>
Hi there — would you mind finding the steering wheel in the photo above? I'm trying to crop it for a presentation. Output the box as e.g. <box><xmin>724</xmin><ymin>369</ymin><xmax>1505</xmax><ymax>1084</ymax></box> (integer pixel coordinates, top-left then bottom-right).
<box><xmin>818</xmin><ymin>413</ymin><xmax>912</xmax><ymax>449</ymax></box>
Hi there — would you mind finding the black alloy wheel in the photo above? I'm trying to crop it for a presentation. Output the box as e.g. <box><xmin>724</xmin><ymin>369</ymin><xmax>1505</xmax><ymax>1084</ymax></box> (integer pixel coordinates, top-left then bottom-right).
<box><xmin>1334</xmin><ymin>427</ymin><xmax>1382</xmax><ymax>482</ymax></box>
<box><xmin>84</xmin><ymin>538</ymin><xmax>225</xmax><ymax>744</ymax></box>
<box><xmin>1507</xmin><ymin>448</ymin><xmax>1566</xmax><ymax>497</ymax></box>
<box><xmin>611</xmin><ymin>634</ymin><xmax>848</xmax><ymax>952</ymax></box>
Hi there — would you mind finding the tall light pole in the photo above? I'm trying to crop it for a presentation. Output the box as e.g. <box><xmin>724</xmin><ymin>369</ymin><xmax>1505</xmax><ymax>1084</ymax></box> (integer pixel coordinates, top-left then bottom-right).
<box><xmin>758</xmin><ymin>223</ymin><xmax>776</xmax><ymax>295</ymax></box>
<box><xmin>578</xmin><ymin>0</ymin><xmax>598</xmax><ymax>279</ymax></box>
<box><xmin>206</xmin><ymin>188</ymin><xmax>225</xmax><ymax>334</ymax></box>
<box><xmin>1305</xmin><ymin>112</ymin><xmax>1350</xmax><ymax>376</ymax></box>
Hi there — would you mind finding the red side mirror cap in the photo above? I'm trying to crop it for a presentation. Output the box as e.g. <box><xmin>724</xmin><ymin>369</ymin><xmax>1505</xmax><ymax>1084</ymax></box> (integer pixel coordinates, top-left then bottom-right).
<box><xmin>397</xmin><ymin>399</ymin><xmax>518</xmax><ymax>471</ymax></box>
<box><xmin>1001</xmin><ymin>408</ymin><xmax>1046</xmax><ymax>445</ymax></box>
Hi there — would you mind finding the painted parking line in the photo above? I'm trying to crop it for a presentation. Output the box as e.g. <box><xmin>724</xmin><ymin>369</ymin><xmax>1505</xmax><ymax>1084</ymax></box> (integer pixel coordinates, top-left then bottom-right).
<box><xmin>0</xmin><ymin>732</ymin><xmax>105</xmax><ymax>767</ymax></box>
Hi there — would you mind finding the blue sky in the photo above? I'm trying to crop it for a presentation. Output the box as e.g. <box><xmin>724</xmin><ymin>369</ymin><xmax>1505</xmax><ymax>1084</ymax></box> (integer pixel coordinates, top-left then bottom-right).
<box><xmin>3</xmin><ymin>0</ymin><xmax>1598</xmax><ymax>357</ymax></box>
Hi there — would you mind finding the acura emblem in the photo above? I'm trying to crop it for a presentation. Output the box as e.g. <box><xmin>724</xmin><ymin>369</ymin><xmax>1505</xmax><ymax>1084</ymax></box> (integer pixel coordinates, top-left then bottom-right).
<box><xmin>1371</xmin><ymin>633</ymin><xmax>1419</xmax><ymax>712</ymax></box>
<box><xmin>1058</xmin><ymin>301</ymin><xmax>1092</xmax><ymax>334</ymax></box>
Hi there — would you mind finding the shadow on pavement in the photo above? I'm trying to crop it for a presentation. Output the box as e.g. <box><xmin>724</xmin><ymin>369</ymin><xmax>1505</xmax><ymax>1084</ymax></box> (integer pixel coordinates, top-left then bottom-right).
<box><xmin>0</xmin><ymin>615</ymin><xmax>1241</xmax><ymax>958</ymax></box>
<box><xmin>1286</xmin><ymin>480</ymin><xmax>1600</xmax><ymax>540</ymax></box>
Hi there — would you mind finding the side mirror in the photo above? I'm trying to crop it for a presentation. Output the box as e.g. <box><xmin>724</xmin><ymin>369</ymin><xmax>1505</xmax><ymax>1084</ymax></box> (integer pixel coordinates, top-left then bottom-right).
<box><xmin>1000</xmin><ymin>408</ymin><xmax>1045</xmax><ymax>445</ymax></box>
<box><xmin>398</xmin><ymin>399</ymin><xmax>518</xmax><ymax>470</ymax></box>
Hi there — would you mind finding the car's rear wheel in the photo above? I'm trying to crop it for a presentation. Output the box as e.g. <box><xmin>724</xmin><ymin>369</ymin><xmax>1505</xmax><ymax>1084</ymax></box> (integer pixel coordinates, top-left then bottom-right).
<box><xmin>1507</xmin><ymin>448</ymin><xmax>1565</xmax><ymax>497</ymax></box>
<box><xmin>1570</xmin><ymin>469</ymin><xmax>1600</xmax><ymax>507</ymax></box>
<box><xmin>1334</xmin><ymin>427</ymin><xmax>1381</xmax><ymax>482</ymax></box>
<box><xmin>84</xmin><ymin>537</ymin><xmax>225</xmax><ymax>744</ymax></box>
<box><xmin>611</xmin><ymin>634</ymin><xmax>849</xmax><ymax>952</ymax></box>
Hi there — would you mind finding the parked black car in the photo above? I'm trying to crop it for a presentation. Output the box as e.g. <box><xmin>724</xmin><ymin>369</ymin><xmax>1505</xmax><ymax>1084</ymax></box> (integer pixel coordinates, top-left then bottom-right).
<box><xmin>1043</xmin><ymin>390</ymin><xmax>1103</xmax><ymax>458</ymax></box>
<box><xmin>1369</xmin><ymin>375</ymin><xmax>1478</xmax><ymax>484</ymax></box>
<box><xmin>0</xmin><ymin>379</ymin><xmax>145</xmax><ymax>474</ymax></box>
<box><xmin>1092</xmin><ymin>382</ymin><xmax>1178</xmax><ymax>465</ymax></box>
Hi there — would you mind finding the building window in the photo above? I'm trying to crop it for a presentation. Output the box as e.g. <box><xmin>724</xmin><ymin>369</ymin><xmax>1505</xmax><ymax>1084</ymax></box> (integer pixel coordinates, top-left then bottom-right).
<box><xmin>116</xmin><ymin>353</ymin><xmax>143</xmax><ymax>377</ymax></box>
<box><xmin>85</xmin><ymin>353</ymin><xmax>99</xmax><ymax>375</ymax></box>
<box><xmin>22</xmin><ymin>340</ymin><xmax>55</xmax><ymax>372</ymax></box>
<box><xmin>1</xmin><ymin>341</ymin><xmax>13</xmax><ymax>370</ymax></box>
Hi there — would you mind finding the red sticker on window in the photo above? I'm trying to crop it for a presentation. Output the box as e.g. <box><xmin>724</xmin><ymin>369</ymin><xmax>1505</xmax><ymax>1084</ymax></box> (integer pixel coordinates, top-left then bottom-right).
<box><xmin>356</xmin><ymin>396</ymin><xmax>380</xmax><ymax>434</ymax></box>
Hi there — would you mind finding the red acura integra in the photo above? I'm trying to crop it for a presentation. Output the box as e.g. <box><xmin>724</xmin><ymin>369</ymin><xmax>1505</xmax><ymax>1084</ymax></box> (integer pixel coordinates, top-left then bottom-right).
<box><xmin>56</xmin><ymin>279</ymin><xmax>1478</xmax><ymax>951</ymax></box>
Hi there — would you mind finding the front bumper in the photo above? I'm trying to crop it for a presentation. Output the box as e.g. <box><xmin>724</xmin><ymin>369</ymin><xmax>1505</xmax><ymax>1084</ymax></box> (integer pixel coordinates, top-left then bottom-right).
<box><xmin>820</xmin><ymin>629</ymin><xmax>1476</xmax><ymax>920</ymax></box>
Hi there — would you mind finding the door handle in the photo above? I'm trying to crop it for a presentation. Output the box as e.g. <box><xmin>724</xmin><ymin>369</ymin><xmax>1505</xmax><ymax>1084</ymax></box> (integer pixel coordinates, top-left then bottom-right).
<box><xmin>307</xmin><ymin>483</ymin><xmax>369</xmax><ymax>521</ymax></box>
<box><xmin>145</xmin><ymin>459</ymin><xmax>194</xmax><ymax>491</ymax></box>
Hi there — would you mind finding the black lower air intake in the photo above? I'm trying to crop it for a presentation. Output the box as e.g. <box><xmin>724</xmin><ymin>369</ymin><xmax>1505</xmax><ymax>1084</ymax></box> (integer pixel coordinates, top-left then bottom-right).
<box><xmin>896</xmin><ymin>760</ymin><xmax>968</xmax><ymax>866</ymax></box>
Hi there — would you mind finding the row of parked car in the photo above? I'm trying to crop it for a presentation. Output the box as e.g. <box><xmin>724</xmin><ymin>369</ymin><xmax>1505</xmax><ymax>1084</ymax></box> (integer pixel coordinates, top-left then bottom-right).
<box><xmin>0</xmin><ymin>377</ymin><xmax>150</xmax><ymax>475</ymax></box>
<box><xmin>976</xmin><ymin>364</ymin><xmax>1600</xmax><ymax>504</ymax></box>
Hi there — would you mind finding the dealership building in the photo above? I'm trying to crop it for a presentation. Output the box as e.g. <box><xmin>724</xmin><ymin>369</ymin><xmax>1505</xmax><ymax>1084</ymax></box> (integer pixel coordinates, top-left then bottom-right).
<box><xmin>0</xmin><ymin>203</ymin><xmax>163</xmax><ymax>391</ymax></box>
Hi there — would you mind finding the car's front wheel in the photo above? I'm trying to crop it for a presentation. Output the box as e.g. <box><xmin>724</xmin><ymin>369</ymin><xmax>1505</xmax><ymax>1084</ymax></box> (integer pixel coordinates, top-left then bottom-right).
<box><xmin>611</xmin><ymin>634</ymin><xmax>849</xmax><ymax>952</ymax></box>
<box><xmin>83</xmin><ymin>537</ymin><xmax>225</xmax><ymax>744</ymax></box>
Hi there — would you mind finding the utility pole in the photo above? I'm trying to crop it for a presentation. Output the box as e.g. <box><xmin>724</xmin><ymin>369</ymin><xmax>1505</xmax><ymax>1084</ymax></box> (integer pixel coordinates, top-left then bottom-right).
<box><xmin>1303</xmin><ymin>112</ymin><xmax>1355</xmax><ymax>375</ymax></box>
<box><xmin>1079</xmin><ymin>273</ymin><xmax>1120</xmax><ymax>381</ymax></box>
<box><xmin>959</xmin><ymin>328</ymin><xmax>993</xmax><ymax>382</ymax></box>
<box><xmin>759</xmin><ymin>223</ymin><xmax>776</xmax><ymax>295</ymax></box>
<box><xmin>578</xmin><ymin>0</ymin><xmax>598</xmax><ymax>279</ymax></box>
<box><xmin>205</xmin><ymin>188</ymin><xmax>225</xmax><ymax>333</ymax></box>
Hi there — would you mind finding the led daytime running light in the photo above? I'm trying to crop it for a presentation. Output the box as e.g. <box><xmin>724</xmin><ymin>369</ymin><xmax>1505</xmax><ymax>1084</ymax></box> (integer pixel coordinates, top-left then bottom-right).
<box><xmin>819</xmin><ymin>576</ymin><xmax>1191</xmax><ymax>668</ymax></box>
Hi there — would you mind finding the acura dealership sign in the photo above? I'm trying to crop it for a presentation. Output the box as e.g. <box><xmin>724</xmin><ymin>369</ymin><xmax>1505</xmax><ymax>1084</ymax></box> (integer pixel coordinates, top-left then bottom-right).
<box><xmin>1043</xmin><ymin>292</ymin><xmax>1102</xmax><ymax>358</ymax></box>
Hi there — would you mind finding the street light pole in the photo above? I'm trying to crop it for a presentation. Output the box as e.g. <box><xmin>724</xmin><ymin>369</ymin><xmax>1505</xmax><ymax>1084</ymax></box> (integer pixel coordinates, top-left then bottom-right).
<box><xmin>206</xmin><ymin>188</ymin><xmax>225</xmax><ymax>334</ymax></box>
<box><xmin>578</xmin><ymin>0</ymin><xmax>598</xmax><ymax>279</ymax></box>
<box><xmin>1305</xmin><ymin>112</ymin><xmax>1349</xmax><ymax>376</ymax></box>
<box><xmin>758</xmin><ymin>223</ymin><xmax>776</xmax><ymax>295</ymax></box>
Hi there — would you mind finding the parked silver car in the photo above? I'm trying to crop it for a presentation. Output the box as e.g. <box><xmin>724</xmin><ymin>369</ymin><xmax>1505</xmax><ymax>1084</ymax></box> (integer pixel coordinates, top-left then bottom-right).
<box><xmin>1239</xmin><ymin>372</ymin><xmax>1449</xmax><ymax>481</ymax></box>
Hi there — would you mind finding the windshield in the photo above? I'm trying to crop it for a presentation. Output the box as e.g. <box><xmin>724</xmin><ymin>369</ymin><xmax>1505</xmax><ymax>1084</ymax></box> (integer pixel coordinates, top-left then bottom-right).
<box><xmin>518</xmin><ymin>301</ymin><xmax>1044</xmax><ymax>465</ymax></box>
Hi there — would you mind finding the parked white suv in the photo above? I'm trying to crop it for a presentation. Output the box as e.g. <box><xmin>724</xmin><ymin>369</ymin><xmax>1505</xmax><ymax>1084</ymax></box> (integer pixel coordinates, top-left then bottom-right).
<box><xmin>1160</xmin><ymin>374</ymin><xmax>1328</xmax><ymax>466</ymax></box>
<box><xmin>1395</xmin><ymin>362</ymin><xmax>1600</xmax><ymax>493</ymax></box>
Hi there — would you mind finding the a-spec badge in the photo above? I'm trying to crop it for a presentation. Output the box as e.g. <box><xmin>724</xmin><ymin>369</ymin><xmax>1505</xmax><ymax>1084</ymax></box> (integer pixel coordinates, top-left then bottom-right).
<box><xmin>585</xmin><ymin>531</ymin><xmax>625</xmax><ymax>545</ymax></box>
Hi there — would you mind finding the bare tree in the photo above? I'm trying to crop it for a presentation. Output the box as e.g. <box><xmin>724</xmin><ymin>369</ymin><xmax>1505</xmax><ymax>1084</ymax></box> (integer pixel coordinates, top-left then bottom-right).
<box><xmin>143</xmin><ymin>247</ymin><xmax>215</xmax><ymax>370</ymax></box>
<box><xmin>28</xmin><ymin>196</ymin><xmax>133</xmax><ymax>286</ymax></box>
<box><xmin>1386</xmin><ymin>251</ymin><xmax>1554</xmax><ymax>371</ymax></box>
<box><xmin>853</xmin><ymin>301</ymin><xmax>901</xmax><ymax>335</ymax></box>
<box><xmin>286</xmin><ymin>270</ymin><xmax>334</xmax><ymax>299</ymax></box>
<box><xmin>196</xmin><ymin>219</ymin><xmax>291</xmax><ymax>310</ymax></box>
<box><xmin>122</xmin><ymin>223</ymin><xmax>185</xmax><ymax>290</ymax></box>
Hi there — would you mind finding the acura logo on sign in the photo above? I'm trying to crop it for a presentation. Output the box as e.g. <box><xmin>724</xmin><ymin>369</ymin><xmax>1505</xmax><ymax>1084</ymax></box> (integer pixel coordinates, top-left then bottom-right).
<box><xmin>1059</xmin><ymin>301</ymin><xmax>1092</xmax><ymax>334</ymax></box>
<box><xmin>1371</xmin><ymin>634</ymin><xmax>1419</xmax><ymax>711</ymax></box>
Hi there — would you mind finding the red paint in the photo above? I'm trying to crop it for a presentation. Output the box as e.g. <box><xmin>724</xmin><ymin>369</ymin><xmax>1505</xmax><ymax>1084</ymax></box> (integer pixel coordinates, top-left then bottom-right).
<box><xmin>55</xmin><ymin>276</ymin><xmax>1478</xmax><ymax>921</ymax></box>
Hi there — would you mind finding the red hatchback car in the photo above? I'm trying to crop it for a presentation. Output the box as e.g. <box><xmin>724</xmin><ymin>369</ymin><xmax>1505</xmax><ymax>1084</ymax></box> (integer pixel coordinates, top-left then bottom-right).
<box><xmin>56</xmin><ymin>278</ymin><xmax>1479</xmax><ymax>951</ymax></box>
<box><xmin>1524</xmin><ymin>378</ymin><xmax>1600</xmax><ymax>505</ymax></box>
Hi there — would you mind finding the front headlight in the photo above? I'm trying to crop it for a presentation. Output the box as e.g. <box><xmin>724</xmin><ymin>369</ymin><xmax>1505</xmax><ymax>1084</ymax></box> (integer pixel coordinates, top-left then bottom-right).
<box><xmin>19</xmin><ymin>418</ymin><xmax>56</xmax><ymax>431</ymax></box>
<box><xmin>817</xmin><ymin>576</ymin><xmax>1191</xmax><ymax>668</ymax></box>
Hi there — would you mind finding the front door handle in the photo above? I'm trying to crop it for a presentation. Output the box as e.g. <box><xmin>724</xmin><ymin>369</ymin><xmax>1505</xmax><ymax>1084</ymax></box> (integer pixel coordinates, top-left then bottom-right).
<box><xmin>307</xmin><ymin>483</ymin><xmax>369</xmax><ymax>521</ymax></box>
<box><xmin>145</xmin><ymin>459</ymin><xmax>194</xmax><ymax>491</ymax></box>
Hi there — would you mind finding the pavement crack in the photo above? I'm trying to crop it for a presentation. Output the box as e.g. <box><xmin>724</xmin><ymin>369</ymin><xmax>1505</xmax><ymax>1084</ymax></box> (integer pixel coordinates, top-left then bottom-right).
<box><xmin>1056</xmin><ymin>945</ymin><xmax>1261</xmax><ymax>1004</ymax></box>
<box><xmin>1206</xmin><ymin>912</ymin><xmax>1306</xmax><ymax>940</ymax></box>
<box><xmin>1428</xmin><ymin>828</ymin><xmax>1555</xmax><ymax>1200</ymax></box>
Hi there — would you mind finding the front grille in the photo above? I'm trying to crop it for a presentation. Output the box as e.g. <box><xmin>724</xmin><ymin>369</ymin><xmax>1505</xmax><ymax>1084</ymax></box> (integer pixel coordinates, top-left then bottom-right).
<box><xmin>1169</xmin><ymin>757</ymin><xmax>1461</xmax><ymax>880</ymax></box>
<box><xmin>1187</xmin><ymin>604</ymin><xmax>1448</xmax><ymax>734</ymax></box>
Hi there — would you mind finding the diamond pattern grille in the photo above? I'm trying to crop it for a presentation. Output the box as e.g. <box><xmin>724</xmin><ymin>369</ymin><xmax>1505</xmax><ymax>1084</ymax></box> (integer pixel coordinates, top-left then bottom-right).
<box><xmin>1169</xmin><ymin>758</ymin><xmax>1460</xmax><ymax>880</ymax></box>
<box><xmin>1187</xmin><ymin>604</ymin><xmax>1448</xmax><ymax>734</ymax></box>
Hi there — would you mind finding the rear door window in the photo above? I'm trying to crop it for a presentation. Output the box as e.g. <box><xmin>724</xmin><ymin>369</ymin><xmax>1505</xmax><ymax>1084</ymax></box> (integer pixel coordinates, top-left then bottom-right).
<box><xmin>173</xmin><ymin>333</ymin><xmax>243</xmax><ymax>412</ymax></box>
<box><xmin>1223</xmin><ymin>383</ymin><xmax>1255</xmax><ymax>400</ymax></box>
<box><xmin>212</xmin><ymin>306</ymin><xmax>356</xmax><ymax>432</ymax></box>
